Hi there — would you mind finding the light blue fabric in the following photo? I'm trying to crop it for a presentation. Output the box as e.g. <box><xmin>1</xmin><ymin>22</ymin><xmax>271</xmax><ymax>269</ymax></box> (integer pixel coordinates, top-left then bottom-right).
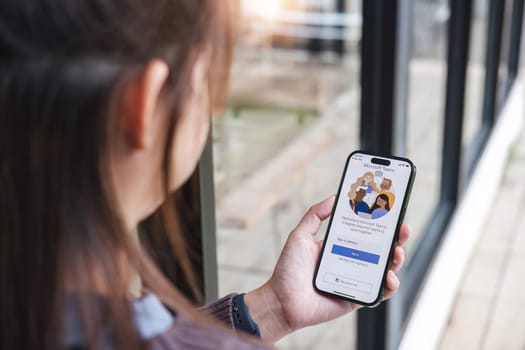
<box><xmin>64</xmin><ymin>292</ymin><xmax>174</xmax><ymax>347</ymax></box>
<box><xmin>132</xmin><ymin>293</ymin><xmax>174</xmax><ymax>339</ymax></box>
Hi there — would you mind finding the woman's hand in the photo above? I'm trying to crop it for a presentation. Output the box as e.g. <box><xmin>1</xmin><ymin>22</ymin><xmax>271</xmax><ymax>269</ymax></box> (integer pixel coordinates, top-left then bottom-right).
<box><xmin>244</xmin><ymin>195</ymin><xmax>410</xmax><ymax>343</ymax></box>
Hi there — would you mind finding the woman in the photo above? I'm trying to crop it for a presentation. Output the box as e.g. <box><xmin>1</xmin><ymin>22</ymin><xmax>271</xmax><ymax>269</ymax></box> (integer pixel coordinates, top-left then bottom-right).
<box><xmin>0</xmin><ymin>1</ymin><xmax>410</xmax><ymax>349</ymax></box>
<box><xmin>370</xmin><ymin>194</ymin><xmax>391</xmax><ymax>219</ymax></box>
<box><xmin>347</xmin><ymin>171</ymin><xmax>378</xmax><ymax>201</ymax></box>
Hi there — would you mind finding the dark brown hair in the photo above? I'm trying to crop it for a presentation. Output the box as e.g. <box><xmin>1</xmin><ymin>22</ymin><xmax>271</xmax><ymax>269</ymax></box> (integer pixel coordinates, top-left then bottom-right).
<box><xmin>0</xmin><ymin>1</ymin><xmax>231</xmax><ymax>349</ymax></box>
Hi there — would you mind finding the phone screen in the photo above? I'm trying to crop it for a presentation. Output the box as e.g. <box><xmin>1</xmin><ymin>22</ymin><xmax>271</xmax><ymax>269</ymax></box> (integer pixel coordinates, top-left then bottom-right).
<box><xmin>314</xmin><ymin>151</ymin><xmax>415</xmax><ymax>305</ymax></box>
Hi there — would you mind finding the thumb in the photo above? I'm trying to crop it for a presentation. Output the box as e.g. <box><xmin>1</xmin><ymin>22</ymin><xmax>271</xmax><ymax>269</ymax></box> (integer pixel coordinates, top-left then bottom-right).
<box><xmin>292</xmin><ymin>195</ymin><xmax>335</xmax><ymax>237</ymax></box>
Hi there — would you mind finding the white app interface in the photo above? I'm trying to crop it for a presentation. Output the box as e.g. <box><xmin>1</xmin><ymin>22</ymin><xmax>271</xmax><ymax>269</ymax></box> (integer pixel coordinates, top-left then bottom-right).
<box><xmin>315</xmin><ymin>153</ymin><xmax>412</xmax><ymax>304</ymax></box>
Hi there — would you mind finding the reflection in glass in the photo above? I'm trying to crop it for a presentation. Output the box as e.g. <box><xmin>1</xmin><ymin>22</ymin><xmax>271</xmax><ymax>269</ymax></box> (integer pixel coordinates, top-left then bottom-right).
<box><xmin>462</xmin><ymin>0</ymin><xmax>489</xmax><ymax>171</ymax></box>
<box><xmin>497</xmin><ymin>0</ymin><xmax>514</xmax><ymax>104</ymax></box>
<box><xmin>215</xmin><ymin>1</ymin><xmax>362</xmax><ymax>348</ymax></box>
<box><xmin>404</xmin><ymin>0</ymin><xmax>449</xmax><ymax>257</ymax></box>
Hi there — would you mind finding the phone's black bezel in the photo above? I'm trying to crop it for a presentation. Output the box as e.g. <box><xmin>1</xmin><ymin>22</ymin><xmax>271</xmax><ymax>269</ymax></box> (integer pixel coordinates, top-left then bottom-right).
<box><xmin>312</xmin><ymin>150</ymin><xmax>416</xmax><ymax>307</ymax></box>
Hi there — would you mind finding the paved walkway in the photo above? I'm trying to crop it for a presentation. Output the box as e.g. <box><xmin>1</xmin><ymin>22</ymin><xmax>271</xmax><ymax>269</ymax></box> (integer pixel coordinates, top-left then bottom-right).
<box><xmin>438</xmin><ymin>126</ymin><xmax>525</xmax><ymax>349</ymax></box>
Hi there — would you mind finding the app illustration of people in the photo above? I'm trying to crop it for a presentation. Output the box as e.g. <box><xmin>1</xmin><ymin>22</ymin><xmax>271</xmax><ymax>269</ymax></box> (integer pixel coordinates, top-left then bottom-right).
<box><xmin>377</xmin><ymin>178</ymin><xmax>395</xmax><ymax>208</ymax></box>
<box><xmin>347</xmin><ymin>172</ymin><xmax>396</xmax><ymax>220</ymax></box>
<box><xmin>370</xmin><ymin>194</ymin><xmax>390</xmax><ymax>219</ymax></box>
<box><xmin>349</xmin><ymin>188</ymin><xmax>370</xmax><ymax>215</ymax></box>
<box><xmin>347</xmin><ymin>171</ymin><xmax>377</xmax><ymax>200</ymax></box>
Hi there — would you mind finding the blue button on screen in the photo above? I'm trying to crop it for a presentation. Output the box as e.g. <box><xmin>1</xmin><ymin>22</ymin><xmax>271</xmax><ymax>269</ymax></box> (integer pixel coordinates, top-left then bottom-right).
<box><xmin>331</xmin><ymin>245</ymin><xmax>380</xmax><ymax>264</ymax></box>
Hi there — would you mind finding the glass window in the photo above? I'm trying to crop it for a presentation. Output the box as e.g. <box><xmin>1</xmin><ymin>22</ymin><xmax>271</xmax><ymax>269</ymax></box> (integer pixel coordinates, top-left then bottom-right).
<box><xmin>404</xmin><ymin>0</ymin><xmax>449</xmax><ymax>256</ymax></box>
<box><xmin>497</xmin><ymin>0</ymin><xmax>515</xmax><ymax>104</ymax></box>
<box><xmin>215</xmin><ymin>0</ymin><xmax>362</xmax><ymax>348</ymax></box>
<box><xmin>462</xmin><ymin>0</ymin><xmax>489</xmax><ymax>171</ymax></box>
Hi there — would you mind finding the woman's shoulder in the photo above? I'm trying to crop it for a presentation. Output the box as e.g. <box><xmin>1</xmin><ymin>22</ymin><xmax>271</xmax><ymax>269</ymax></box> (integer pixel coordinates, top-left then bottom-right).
<box><xmin>64</xmin><ymin>292</ymin><xmax>271</xmax><ymax>350</ymax></box>
<box><xmin>135</xmin><ymin>292</ymin><xmax>270</xmax><ymax>349</ymax></box>
<box><xmin>148</xmin><ymin>316</ymin><xmax>270</xmax><ymax>350</ymax></box>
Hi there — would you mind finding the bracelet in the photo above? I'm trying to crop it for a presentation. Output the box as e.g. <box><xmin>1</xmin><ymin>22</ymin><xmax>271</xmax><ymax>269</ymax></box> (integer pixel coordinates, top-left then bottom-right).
<box><xmin>231</xmin><ymin>293</ymin><xmax>261</xmax><ymax>337</ymax></box>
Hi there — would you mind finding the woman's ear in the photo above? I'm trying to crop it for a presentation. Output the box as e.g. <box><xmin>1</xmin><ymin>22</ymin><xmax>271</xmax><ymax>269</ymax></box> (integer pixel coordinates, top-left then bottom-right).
<box><xmin>118</xmin><ymin>59</ymin><xmax>169</xmax><ymax>149</ymax></box>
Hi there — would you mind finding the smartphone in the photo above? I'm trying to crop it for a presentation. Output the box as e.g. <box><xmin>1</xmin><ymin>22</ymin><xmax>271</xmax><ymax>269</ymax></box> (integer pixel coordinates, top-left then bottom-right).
<box><xmin>313</xmin><ymin>151</ymin><xmax>416</xmax><ymax>306</ymax></box>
